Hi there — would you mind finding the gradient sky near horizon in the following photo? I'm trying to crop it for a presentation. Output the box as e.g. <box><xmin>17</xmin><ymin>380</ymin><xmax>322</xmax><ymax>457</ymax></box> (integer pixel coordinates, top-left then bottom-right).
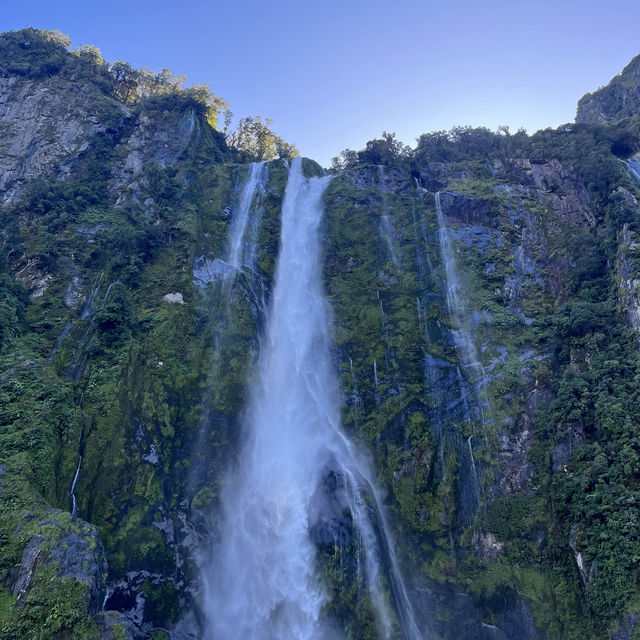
<box><xmin>4</xmin><ymin>0</ymin><xmax>640</xmax><ymax>166</ymax></box>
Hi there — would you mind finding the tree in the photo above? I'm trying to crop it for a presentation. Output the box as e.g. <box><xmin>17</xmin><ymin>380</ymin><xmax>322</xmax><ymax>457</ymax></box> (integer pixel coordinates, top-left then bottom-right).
<box><xmin>110</xmin><ymin>59</ymin><xmax>140</xmax><ymax>103</ymax></box>
<box><xmin>183</xmin><ymin>84</ymin><xmax>229</xmax><ymax>129</ymax></box>
<box><xmin>76</xmin><ymin>44</ymin><xmax>103</xmax><ymax>66</ymax></box>
<box><xmin>357</xmin><ymin>131</ymin><xmax>409</xmax><ymax>166</ymax></box>
<box><xmin>226</xmin><ymin>116</ymin><xmax>298</xmax><ymax>160</ymax></box>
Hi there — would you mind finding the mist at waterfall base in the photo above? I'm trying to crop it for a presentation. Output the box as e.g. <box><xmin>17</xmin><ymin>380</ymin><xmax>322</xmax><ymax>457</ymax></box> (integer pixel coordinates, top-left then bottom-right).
<box><xmin>203</xmin><ymin>159</ymin><xmax>420</xmax><ymax>639</ymax></box>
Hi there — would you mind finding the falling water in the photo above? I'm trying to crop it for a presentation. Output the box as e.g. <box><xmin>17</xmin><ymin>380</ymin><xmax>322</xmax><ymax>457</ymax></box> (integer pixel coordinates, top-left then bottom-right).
<box><xmin>205</xmin><ymin>158</ymin><xmax>420</xmax><ymax>639</ymax></box>
<box><xmin>193</xmin><ymin>162</ymin><xmax>268</xmax><ymax>293</ymax></box>
<box><xmin>435</xmin><ymin>192</ymin><xmax>482</xmax><ymax>375</ymax></box>
<box><xmin>377</xmin><ymin>291</ymin><xmax>392</xmax><ymax>371</ymax></box>
<box><xmin>435</xmin><ymin>192</ymin><xmax>486</xmax><ymax>518</ymax></box>
<box><xmin>623</xmin><ymin>156</ymin><xmax>640</xmax><ymax>184</ymax></box>
<box><xmin>377</xmin><ymin>290</ymin><xmax>386</xmax><ymax>330</ymax></box>
<box><xmin>48</xmin><ymin>320</ymin><xmax>71</xmax><ymax>362</ymax></box>
<box><xmin>70</xmin><ymin>436</ymin><xmax>83</xmax><ymax>516</ymax></box>
<box><xmin>377</xmin><ymin>166</ymin><xmax>400</xmax><ymax>267</ymax></box>
<box><xmin>467</xmin><ymin>436</ymin><xmax>479</xmax><ymax>494</ymax></box>
<box><xmin>380</xmin><ymin>215</ymin><xmax>400</xmax><ymax>266</ymax></box>
<box><xmin>68</xmin><ymin>281</ymin><xmax>115</xmax><ymax>382</ymax></box>
<box><xmin>227</xmin><ymin>161</ymin><xmax>268</xmax><ymax>271</ymax></box>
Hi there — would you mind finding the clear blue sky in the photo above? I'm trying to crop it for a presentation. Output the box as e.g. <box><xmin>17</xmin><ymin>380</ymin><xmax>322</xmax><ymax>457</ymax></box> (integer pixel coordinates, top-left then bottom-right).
<box><xmin>4</xmin><ymin>0</ymin><xmax>640</xmax><ymax>166</ymax></box>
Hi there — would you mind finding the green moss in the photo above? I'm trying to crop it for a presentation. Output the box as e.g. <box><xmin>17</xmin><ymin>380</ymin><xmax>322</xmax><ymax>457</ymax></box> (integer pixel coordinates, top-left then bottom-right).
<box><xmin>140</xmin><ymin>578</ymin><xmax>179</xmax><ymax>626</ymax></box>
<box><xmin>112</xmin><ymin>624</ymin><xmax>128</xmax><ymax>640</ymax></box>
<box><xmin>0</xmin><ymin>560</ymin><xmax>99</xmax><ymax>640</ymax></box>
<box><xmin>192</xmin><ymin>486</ymin><xmax>215</xmax><ymax>509</ymax></box>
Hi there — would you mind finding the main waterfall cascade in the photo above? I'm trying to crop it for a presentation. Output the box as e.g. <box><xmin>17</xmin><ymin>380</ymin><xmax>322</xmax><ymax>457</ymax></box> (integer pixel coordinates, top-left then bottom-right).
<box><xmin>204</xmin><ymin>158</ymin><xmax>420</xmax><ymax>639</ymax></box>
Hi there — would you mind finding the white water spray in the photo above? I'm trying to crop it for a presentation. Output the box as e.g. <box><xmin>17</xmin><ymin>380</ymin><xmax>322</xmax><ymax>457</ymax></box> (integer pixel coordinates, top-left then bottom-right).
<box><xmin>228</xmin><ymin>161</ymin><xmax>268</xmax><ymax>271</ymax></box>
<box><xmin>205</xmin><ymin>158</ymin><xmax>420</xmax><ymax>639</ymax></box>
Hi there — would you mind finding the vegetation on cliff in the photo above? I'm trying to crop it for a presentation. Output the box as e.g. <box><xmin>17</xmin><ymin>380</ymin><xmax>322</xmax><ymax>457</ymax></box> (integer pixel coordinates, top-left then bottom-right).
<box><xmin>1</xmin><ymin>26</ymin><xmax>640</xmax><ymax>640</ymax></box>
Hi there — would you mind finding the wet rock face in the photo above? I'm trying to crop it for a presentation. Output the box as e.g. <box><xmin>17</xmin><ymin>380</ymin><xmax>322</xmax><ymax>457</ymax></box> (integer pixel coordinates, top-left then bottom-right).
<box><xmin>10</xmin><ymin>534</ymin><xmax>47</xmax><ymax>600</ymax></box>
<box><xmin>309</xmin><ymin>467</ymin><xmax>353</xmax><ymax>548</ymax></box>
<box><xmin>64</xmin><ymin>274</ymin><xmax>83</xmax><ymax>308</ymax></box>
<box><xmin>415</xmin><ymin>582</ymin><xmax>545</xmax><ymax>640</ymax></box>
<box><xmin>495</xmin><ymin>427</ymin><xmax>534</xmax><ymax>496</ymax></box>
<box><xmin>552</xmin><ymin>424</ymin><xmax>585</xmax><ymax>473</ymax></box>
<box><xmin>493</xmin><ymin>387</ymin><xmax>551</xmax><ymax>497</ymax></box>
<box><xmin>192</xmin><ymin>256</ymin><xmax>235</xmax><ymax>287</ymax></box>
<box><xmin>472</xmin><ymin>530</ymin><xmax>504</xmax><ymax>560</ymax></box>
<box><xmin>51</xmin><ymin>524</ymin><xmax>108</xmax><ymax>613</ymax></box>
<box><xmin>10</xmin><ymin>511</ymin><xmax>107</xmax><ymax>613</ymax></box>
<box><xmin>437</xmin><ymin>190</ymin><xmax>494</xmax><ymax>225</ymax></box>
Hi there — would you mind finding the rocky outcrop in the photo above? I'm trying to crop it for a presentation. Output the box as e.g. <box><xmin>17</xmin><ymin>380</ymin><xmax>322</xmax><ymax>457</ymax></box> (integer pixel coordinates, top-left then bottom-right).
<box><xmin>9</xmin><ymin>511</ymin><xmax>107</xmax><ymax>613</ymax></box>
<box><xmin>110</xmin><ymin>107</ymin><xmax>201</xmax><ymax>209</ymax></box>
<box><xmin>528</xmin><ymin>159</ymin><xmax>595</xmax><ymax>227</ymax></box>
<box><xmin>0</xmin><ymin>76</ymin><xmax>121</xmax><ymax>204</ymax></box>
<box><xmin>472</xmin><ymin>530</ymin><xmax>504</xmax><ymax>560</ymax></box>
<box><xmin>95</xmin><ymin>611</ymin><xmax>147</xmax><ymax>640</ymax></box>
<box><xmin>343</xmin><ymin>164</ymin><xmax>413</xmax><ymax>193</ymax></box>
<box><xmin>618</xmin><ymin>190</ymin><xmax>640</xmax><ymax>334</ymax></box>
<box><xmin>437</xmin><ymin>190</ymin><xmax>494</xmax><ymax>224</ymax></box>
<box><xmin>576</xmin><ymin>54</ymin><xmax>640</xmax><ymax>124</ymax></box>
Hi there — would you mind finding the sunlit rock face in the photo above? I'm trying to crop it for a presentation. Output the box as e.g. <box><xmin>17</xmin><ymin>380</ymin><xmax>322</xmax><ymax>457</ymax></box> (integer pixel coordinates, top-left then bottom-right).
<box><xmin>576</xmin><ymin>53</ymin><xmax>640</xmax><ymax>125</ymax></box>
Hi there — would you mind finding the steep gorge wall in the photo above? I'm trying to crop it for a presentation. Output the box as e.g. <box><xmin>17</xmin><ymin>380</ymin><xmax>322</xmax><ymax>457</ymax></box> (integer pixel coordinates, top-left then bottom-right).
<box><xmin>2</xmin><ymin>29</ymin><xmax>640</xmax><ymax>640</ymax></box>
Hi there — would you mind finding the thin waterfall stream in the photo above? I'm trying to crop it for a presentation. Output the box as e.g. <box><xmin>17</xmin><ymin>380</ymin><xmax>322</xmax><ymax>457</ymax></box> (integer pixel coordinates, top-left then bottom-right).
<box><xmin>435</xmin><ymin>191</ymin><xmax>486</xmax><ymax>518</ymax></box>
<box><xmin>205</xmin><ymin>158</ymin><xmax>420</xmax><ymax>639</ymax></box>
<box><xmin>625</xmin><ymin>156</ymin><xmax>640</xmax><ymax>183</ymax></box>
<box><xmin>227</xmin><ymin>161</ymin><xmax>268</xmax><ymax>272</ymax></box>
<box><xmin>435</xmin><ymin>192</ymin><xmax>484</xmax><ymax>381</ymax></box>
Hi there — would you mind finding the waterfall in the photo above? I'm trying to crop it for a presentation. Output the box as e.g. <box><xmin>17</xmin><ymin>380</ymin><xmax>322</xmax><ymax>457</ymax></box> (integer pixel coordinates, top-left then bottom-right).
<box><xmin>193</xmin><ymin>162</ymin><xmax>268</xmax><ymax>294</ymax></box>
<box><xmin>68</xmin><ymin>281</ymin><xmax>115</xmax><ymax>382</ymax></box>
<box><xmin>227</xmin><ymin>161</ymin><xmax>268</xmax><ymax>271</ymax></box>
<box><xmin>380</xmin><ymin>215</ymin><xmax>400</xmax><ymax>266</ymax></box>
<box><xmin>623</xmin><ymin>156</ymin><xmax>640</xmax><ymax>183</ymax></box>
<box><xmin>48</xmin><ymin>319</ymin><xmax>71</xmax><ymax>362</ymax></box>
<box><xmin>435</xmin><ymin>192</ymin><xmax>482</xmax><ymax>377</ymax></box>
<box><xmin>435</xmin><ymin>192</ymin><xmax>491</xmax><ymax>409</ymax></box>
<box><xmin>378</xmin><ymin>166</ymin><xmax>400</xmax><ymax>267</ymax></box>
<box><xmin>435</xmin><ymin>192</ymin><xmax>485</xmax><ymax>519</ymax></box>
<box><xmin>348</xmin><ymin>355</ymin><xmax>362</xmax><ymax>408</ymax></box>
<box><xmin>205</xmin><ymin>158</ymin><xmax>420</xmax><ymax>639</ymax></box>
<box><xmin>70</xmin><ymin>433</ymin><xmax>83</xmax><ymax>516</ymax></box>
